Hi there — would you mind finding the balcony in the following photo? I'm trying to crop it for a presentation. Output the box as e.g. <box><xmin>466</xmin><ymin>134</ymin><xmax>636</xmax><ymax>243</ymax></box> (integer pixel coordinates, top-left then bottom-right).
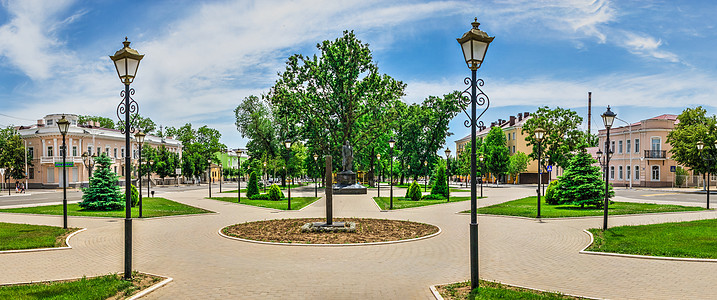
<box><xmin>644</xmin><ymin>150</ymin><xmax>666</xmax><ymax>159</ymax></box>
<box><xmin>39</xmin><ymin>156</ymin><xmax>87</xmax><ymax>165</ymax></box>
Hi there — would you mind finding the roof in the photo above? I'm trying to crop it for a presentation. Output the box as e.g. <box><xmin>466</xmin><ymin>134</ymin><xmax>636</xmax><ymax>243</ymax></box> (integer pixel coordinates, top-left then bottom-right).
<box><xmin>455</xmin><ymin>114</ymin><xmax>533</xmax><ymax>143</ymax></box>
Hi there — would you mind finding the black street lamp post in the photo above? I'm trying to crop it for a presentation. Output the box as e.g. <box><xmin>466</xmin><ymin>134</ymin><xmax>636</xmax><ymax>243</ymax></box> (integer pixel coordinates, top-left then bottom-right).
<box><xmin>534</xmin><ymin>128</ymin><xmax>546</xmax><ymax>218</ymax></box>
<box><xmin>696</xmin><ymin>141</ymin><xmax>716</xmax><ymax>209</ymax></box>
<box><xmin>110</xmin><ymin>37</ymin><xmax>144</xmax><ymax>280</ymax></box>
<box><xmin>600</xmin><ymin>106</ymin><xmax>616</xmax><ymax>231</ymax></box>
<box><xmin>237</xmin><ymin>149</ymin><xmax>242</xmax><ymax>203</ymax></box>
<box><xmin>135</xmin><ymin>131</ymin><xmax>145</xmax><ymax>218</ymax></box>
<box><xmin>445</xmin><ymin>148</ymin><xmax>451</xmax><ymax>202</ymax></box>
<box><xmin>457</xmin><ymin>18</ymin><xmax>494</xmax><ymax>289</ymax></box>
<box><xmin>314</xmin><ymin>154</ymin><xmax>319</xmax><ymax>198</ymax></box>
<box><xmin>389</xmin><ymin>138</ymin><xmax>395</xmax><ymax>210</ymax></box>
<box><xmin>284</xmin><ymin>139</ymin><xmax>292</xmax><ymax>210</ymax></box>
<box><xmin>208</xmin><ymin>160</ymin><xmax>212</xmax><ymax>198</ymax></box>
<box><xmin>57</xmin><ymin>115</ymin><xmax>70</xmax><ymax>229</ymax></box>
<box><xmin>376</xmin><ymin>154</ymin><xmax>381</xmax><ymax>197</ymax></box>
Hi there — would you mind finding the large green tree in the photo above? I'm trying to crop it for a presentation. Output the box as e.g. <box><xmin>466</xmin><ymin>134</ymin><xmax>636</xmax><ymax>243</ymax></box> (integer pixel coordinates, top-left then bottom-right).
<box><xmin>234</xmin><ymin>95</ymin><xmax>277</xmax><ymax>158</ymax></box>
<box><xmin>667</xmin><ymin>106</ymin><xmax>717</xmax><ymax>174</ymax></box>
<box><xmin>267</xmin><ymin>30</ymin><xmax>405</xmax><ymax>171</ymax></box>
<box><xmin>0</xmin><ymin>127</ymin><xmax>29</xmax><ymax>180</ymax></box>
<box><xmin>507</xmin><ymin>151</ymin><xmax>530</xmax><ymax>184</ymax></box>
<box><xmin>522</xmin><ymin>107</ymin><xmax>585</xmax><ymax>171</ymax></box>
<box><xmin>483</xmin><ymin>126</ymin><xmax>510</xmax><ymax>184</ymax></box>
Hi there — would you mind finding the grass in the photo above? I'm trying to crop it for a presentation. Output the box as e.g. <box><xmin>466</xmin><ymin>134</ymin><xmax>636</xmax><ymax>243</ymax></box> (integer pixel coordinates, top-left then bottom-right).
<box><xmin>373</xmin><ymin>196</ymin><xmax>472</xmax><ymax>210</ymax></box>
<box><xmin>0</xmin><ymin>223</ymin><xmax>77</xmax><ymax>251</ymax></box>
<box><xmin>0</xmin><ymin>272</ymin><xmax>161</xmax><ymax>300</ymax></box>
<box><xmin>437</xmin><ymin>280</ymin><xmax>586</xmax><ymax>299</ymax></box>
<box><xmin>208</xmin><ymin>196</ymin><xmax>319</xmax><ymax>210</ymax></box>
<box><xmin>222</xmin><ymin>183</ymin><xmax>309</xmax><ymax>193</ymax></box>
<box><xmin>450</xmin><ymin>188</ymin><xmax>471</xmax><ymax>192</ymax></box>
<box><xmin>471</xmin><ymin>196</ymin><xmax>703</xmax><ymax>218</ymax></box>
<box><xmin>586</xmin><ymin>218</ymin><xmax>717</xmax><ymax>259</ymax></box>
<box><xmin>0</xmin><ymin>197</ymin><xmax>212</xmax><ymax>218</ymax></box>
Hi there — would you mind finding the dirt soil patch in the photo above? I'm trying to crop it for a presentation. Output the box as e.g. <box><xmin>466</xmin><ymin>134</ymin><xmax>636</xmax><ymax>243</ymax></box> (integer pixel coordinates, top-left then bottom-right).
<box><xmin>222</xmin><ymin>218</ymin><xmax>439</xmax><ymax>244</ymax></box>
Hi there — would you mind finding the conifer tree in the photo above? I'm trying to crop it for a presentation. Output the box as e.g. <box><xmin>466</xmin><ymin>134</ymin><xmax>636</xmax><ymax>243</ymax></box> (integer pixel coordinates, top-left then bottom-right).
<box><xmin>430</xmin><ymin>163</ymin><xmax>449</xmax><ymax>199</ymax></box>
<box><xmin>247</xmin><ymin>171</ymin><xmax>260</xmax><ymax>198</ymax></box>
<box><xmin>79</xmin><ymin>153</ymin><xmax>124</xmax><ymax>211</ymax></box>
<box><xmin>554</xmin><ymin>150</ymin><xmax>614</xmax><ymax>208</ymax></box>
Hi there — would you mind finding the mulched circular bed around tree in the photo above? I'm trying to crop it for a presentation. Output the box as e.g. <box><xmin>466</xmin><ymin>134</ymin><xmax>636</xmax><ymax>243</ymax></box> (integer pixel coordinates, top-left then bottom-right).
<box><xmin>221</xmin><ymin>218</ymin><xmax>439</xmax><ymax>244</ymax></box>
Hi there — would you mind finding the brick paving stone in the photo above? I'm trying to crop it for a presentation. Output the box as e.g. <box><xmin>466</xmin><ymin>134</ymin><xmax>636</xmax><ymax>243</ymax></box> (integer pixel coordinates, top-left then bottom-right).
<box><xmin>1</xmin><ymin>184</ymin><xmax>716</xmax><ymax>299</ymax></box>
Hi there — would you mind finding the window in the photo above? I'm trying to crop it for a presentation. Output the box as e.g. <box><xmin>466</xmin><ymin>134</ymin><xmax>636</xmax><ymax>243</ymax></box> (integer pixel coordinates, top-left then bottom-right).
<box><xmin>618</xmin><ymin>141</ymin><xmax>623</xmax><ymax>153</ymax></box>
<box><xmin>47</xmin><ymin>146</ymin><xmax>53</xmax><ymax>157</ymax></box>
<box><xmin>635</xmin><ymin>165</ymin><xmax>639</xmax><ymax>180</ymax></box>
<box><xmin>114</xmin><ymin>166</ymin><xmax>117</xmax><ymax>174</ymax></box>
<box><xmin>626</xmin><ymin>166</ymin><xmax>631</xmax><ymax>179</ymax></box>
<box><xmin>635</xmin><ymin>139</ymin><xmax>640</xmax><ymax>153</ymax></box>
<box><xmin>651</xmin><ymin>137</ymin><xmax>661</xmax><ymax>151</ymax></box>
<box><xmin>512</xmin><ymin>146</ymin><xmax>516</xmax><ymax>153</ymax></box>
<box><xmin>46</xmin><ymin>119</ymin><xmax>53</xmax><ymax>126</ymax></box>
<box><xmin>105</xmin><ymin>147</ymin><xmax>110</xmax><ymax>155</ymax></box>
<box><xmin>610</xmin><ymin>166</ymin><xmax>615</xmax><ymax>179</ymax></box>
<box><xmin>627</xmin><ymin>140</ymin><xmax>631</xmax><ymax>153</ymax></box>
<box><xmin>611</xmin><ymin>141</ymin><xmax>615</xmax><ymax>152</ymax></box>
<box><xmin>47</xmin><ymin>167</ymin><xmax>55</xmax><ymax>183</ymax></box>
<box><xmin>651</xmin><ymin>166</ymin><xmax>660</xmax><ymax>181</ymax></box>
<box><xmin>121</xmin><ymin>148</ymin><xmax>125</xmax><ymax>158</ymax></box>
<box><xmin>506</xmin><ymin>134</ymin><xmax>510</xmax><ymax>140</ymax></box>
<box><xmin>618</xmin><ymin>165</ymin><xmax>623</xmax><ymax>180</ymax></box>
<box><xmin>87</xmin><ymin>146</ymin><xmax>93</xmax><ymax>156</ymax></box>
<box><xmin>121</xmin><ymin>166</ymin><xmax>125</xmax><ymax>175</ymax></box>
<box><xmin>513</xmin><ymin>132</ymin><xmax>516</xmax><ymax>140</ymax></box>
<box><xmin>59</xmin><ymin>145</ymin><xmax>65</xmax><ymax>157</ymax></box>
<box><xmin>114</xmin><ymin>148</ymin><xmax>118</xmax><ymax>158</ymax></box>
<box><xmin>28</xmin><ymin>147</ymin><xmax>34</xmax><ymax>158</ymax></box>
<box><xmin>72</xmin><ymin>146</ymin><xmax>77</xmax><ymax>157</ymax></box>
<box><xmin>29</xmin><ymin>168</ymin><xmax>34</xmax><ymax>179</ymax></box>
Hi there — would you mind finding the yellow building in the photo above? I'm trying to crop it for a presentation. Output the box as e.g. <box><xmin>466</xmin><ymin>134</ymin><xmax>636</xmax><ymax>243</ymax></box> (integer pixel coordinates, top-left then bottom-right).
<box><xmin>454</xmin><ymin>112</ymin><xmax>548</xmax><ymax>184</ymax></box>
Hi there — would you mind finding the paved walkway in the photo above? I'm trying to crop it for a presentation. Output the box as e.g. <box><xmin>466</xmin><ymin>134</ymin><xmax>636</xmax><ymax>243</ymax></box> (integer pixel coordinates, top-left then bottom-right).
<box><xmin>1</xmin><ymin>185</ymin><xmax>717</xmax><ymax>299</ymax></box>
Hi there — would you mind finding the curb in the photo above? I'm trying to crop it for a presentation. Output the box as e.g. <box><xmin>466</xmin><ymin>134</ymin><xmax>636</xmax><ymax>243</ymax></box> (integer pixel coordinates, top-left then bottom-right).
<box><xmin>455</xmin><ymin>207</ymin><xmax>712</xmax><ymax>221</ymax></box>
<box><xmin>217</xmin><ymin>222</ymin><xmax>441</xmax><ymax>247</ymax></box>
<box><xmin>0</xmin><ymin>228</ymin><xmax>87</xmax><ymax>254</ymax></box>
<box><xmin>429</xmin><ymin>284</ymin><xmax>445</xmax><ymax>300</ymax></box>
<box><xmin>429</xmin><ymin>280</ymin><xmax>601</xmax><ymax>300</ymax></box>
<box><xmin>127</xmin><ymin>272</ymin><xmax>173</xmax><ymax>300</ymax></box>
<box><xmin>580</xmin><ymin>229</ymin><xmax>717</xmax><ymax>263</ymax></box>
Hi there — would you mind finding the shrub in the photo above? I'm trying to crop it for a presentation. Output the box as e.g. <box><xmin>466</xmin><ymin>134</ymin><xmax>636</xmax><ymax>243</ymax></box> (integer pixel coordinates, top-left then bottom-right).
<box><xmin>430</xmin><ymin>164</ymin><xmax>449</xmax><ymax>199</ymax></box>
<box><xmin>544</xmin><ymin>180</ymin><xmax>561</xmax><ymax>205</ymax></box>
<box><xmin>406</xmin><ymin>181</ymin><xmax>422</xmax><ymax>201</ymax></box>
<box><xmin>129</xmin><ymin>184</ymin><xmax>139</xmax><ymax>207</ymax></box>
<box><xmin>268</xmin><ymin>184</ymin><xmax>285</xmax><ymax>201</ymax></box>
<box><xmin>675</xmin><ymin>166</ymin><xmax>689</xmax><ymax>187</ymax></box>
<box><xmin>422</xmin><ymin>194</ymin><xmax>445</xmax><ymax>200</ymax></box>
<box><xmin>247</xmin><ymin>171</ymin><xmax>260</xmax><ymax>198</ymax></box>
<box><xmin>249</xmin><ymin>193</ymin><xmax>270</xmax><ymax>200</ymax></box>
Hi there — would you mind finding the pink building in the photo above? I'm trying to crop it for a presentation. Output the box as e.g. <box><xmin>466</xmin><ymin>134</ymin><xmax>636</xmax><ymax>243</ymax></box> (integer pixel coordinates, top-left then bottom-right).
<box><xmin>596</xmin><ymin>114</ymin><xmax>685</xmax><ymax>187</ymax></box>
<box><xmin>17</xmin><ymin>114</ymin><xmax>182</xmax><ymax>188</ymax></box>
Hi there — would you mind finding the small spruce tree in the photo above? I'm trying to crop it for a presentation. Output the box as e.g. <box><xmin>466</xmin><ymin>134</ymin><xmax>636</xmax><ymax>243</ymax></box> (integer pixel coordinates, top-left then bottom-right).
<box><xmin>247</xmin><ymin>171</ymin><xmax>259</xmax><ymax>198</ymax></box>
<box><xmin>129</xmin><ymin>184</ymin><xmax>139</xmax><ymax>207</ymax></box>
<box><xmin>554</xmin><ymin>150</ymin><xmax>614</xmax><ymax>208</ymax></box>
<box><xmin>268</xmin><ymin>184</ymin><xmax>284</xmax><ymax>201</ymax></box>
<box><xmin>406</xmin><ymin>181</ymin><xmax>422</xmax><ymax>201</ymax></box>
<box><xmin>430</xmin><ymin>164</ymin><xmax>449</xmax><ymax>199</ymax></box>
<box><xmin>79</xmin><ymin>153</ymin><xmax>124</xmax><ymax>211</ymax></box>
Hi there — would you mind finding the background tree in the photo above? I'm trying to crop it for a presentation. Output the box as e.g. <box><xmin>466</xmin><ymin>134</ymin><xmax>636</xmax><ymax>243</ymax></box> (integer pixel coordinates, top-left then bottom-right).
<box><xmin>267</xmin><ymin>30</ymin><xmax>405</xmax><ymax>171</ymax></box>
<box><xmin>78</xmin><ymin>115</ymin><xmax>115</xmax><ymax>128</ymax></box>
<box><xmin>234</xmin><ymin>95</ymin><xmax>278</xmax><ymax>158</ymax></box>
<box><xmin>79</xmin><ymin>153</ymin><xmax>124</xmax><ymax>210</ymax></box>
<box><xmin>0</xmin><ymin>127</ymin><xmax>29</xmax><ymax>180</ymax></box>
<box><xmin>522</xmin><ymin>106</ymin><xmax>585</xmax><ymax>172</ymax></box>
<box><xmin>553</xmin><ymin>150</ymin><xmax>614</xmax><ymax>208</ymax></box>
<box><xmin>247</xmin><ymin>171</ymin><xmax>259</xmax><ymax>198</ymax></box>
<box><xmin>667</xmin><ymin>106</ymin><xmax>717</xmax><ymax>175</ymax></box>
<box><xmin>483</xmin><ymin>126</ymin><xmax>510</xmax><ymax>184</ymax></box>
<box><xmin>430</xmin><ymin>161</ymin><xmax>448</xmax><ymax>199</ymax></box>
<box><xmin>154</xmin><ymin>145</ymin><xmax>180</xmax><ymax>181</ymax></box>
<box><xmin>507</xmin><ymin>152</ymin><xmax>530</xmax><ymax>184</ymax></box>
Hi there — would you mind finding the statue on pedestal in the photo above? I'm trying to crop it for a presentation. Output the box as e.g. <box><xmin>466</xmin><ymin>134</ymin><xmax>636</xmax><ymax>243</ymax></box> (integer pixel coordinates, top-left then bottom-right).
<box><xmin>342</xmin><ymin>140</ymin><xmax>353</xmax><ymax>172</ymax></box>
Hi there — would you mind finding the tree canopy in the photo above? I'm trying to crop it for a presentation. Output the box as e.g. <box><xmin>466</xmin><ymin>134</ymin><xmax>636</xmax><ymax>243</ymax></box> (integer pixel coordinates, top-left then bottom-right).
<box><xmin>667</xmin><ymin>106</ymin><xmax>717</xmax><ymax>174</ymax></box>
<box><xmin>484</xmin><ymin>126</ymin><xmax>510</xmax><ymax>182</ymax></box>
<box><xmin>0</xmin><ymin>127</ymin><xmax>29</xmax><ymax>179</ymax></box>
<box><xmin>522</xmin><ymin>106</ymin><xmax>585</xmax><ymax>170</ymax></box>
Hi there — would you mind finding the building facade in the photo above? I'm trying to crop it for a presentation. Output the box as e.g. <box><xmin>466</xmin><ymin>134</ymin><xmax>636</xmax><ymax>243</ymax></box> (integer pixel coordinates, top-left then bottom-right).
<box><xmin>596</xmin><ymin>114</ymin><xmax>683</xmax><ymax>187</ymax></box>
<box><xmin>17</xmin><ymin>114</ymin><xmax>182</xmax><ymax>188</ymax></box>
<box><xmin>455</xmin><ymin>112</ymin><xmax>547</xmax><ymax>183</ymax></box>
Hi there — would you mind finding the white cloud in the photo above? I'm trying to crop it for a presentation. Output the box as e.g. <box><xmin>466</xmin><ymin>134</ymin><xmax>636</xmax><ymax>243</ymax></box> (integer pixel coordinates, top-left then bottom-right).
<box><xmin>619</xmin><ymin>31</ymin><xmax>679</xmax><ymax>62</ymax></box>
<box><xmin>0</xmin><ymin>0</ymin><xmax>77</xmax><ymax>80</ymax></box>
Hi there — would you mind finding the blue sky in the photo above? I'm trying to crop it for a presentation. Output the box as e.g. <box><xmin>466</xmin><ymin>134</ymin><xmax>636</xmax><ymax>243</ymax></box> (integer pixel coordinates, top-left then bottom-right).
<box><xmin>0</xmin><ymin>0</ymin><xmax>715</xmax><ymax>156</ymax></box>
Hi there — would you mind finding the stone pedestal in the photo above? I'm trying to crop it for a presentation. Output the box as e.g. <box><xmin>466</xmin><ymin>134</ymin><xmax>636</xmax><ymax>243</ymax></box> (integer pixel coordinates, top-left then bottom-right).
<box><xmin>333</xmin><ymin>171</ymin><xmax>367</xmax><ymax>194</ymax></box>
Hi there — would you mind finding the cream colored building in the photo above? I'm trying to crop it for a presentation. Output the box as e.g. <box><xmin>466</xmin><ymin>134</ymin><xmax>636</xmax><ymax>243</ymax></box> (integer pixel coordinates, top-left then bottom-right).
<box><xmin>17</xmin><ymin>114</ymin><xmax>182</xmax><ymax>188</ymax></box>
<box><xmin>455</xmin><ymin>112</ymin><xmax>547</xmax><ymax>183</ymax></box>
<box><xmin>596</xmin><ymin>114</ymin><xmax>683</xmax><ymax>187</ymax></box>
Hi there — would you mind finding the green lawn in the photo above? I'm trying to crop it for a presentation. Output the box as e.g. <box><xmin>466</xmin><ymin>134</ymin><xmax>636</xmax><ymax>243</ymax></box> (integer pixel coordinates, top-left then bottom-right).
<box><xmin>220</xmin><ymin>188</ymin><xmax>248</xmax><ymax>193</ymax></box>
<box><xmin>0</xmin><ymin>273</ymin><xmax>160</xmax><ymax>300</ymax></box>
<box><xmin>472</xmin><ymin>196</ymin><xmax>703</xmax><ymax>218</ymax></box>
<box><xmin>373</xmin><ymin>196</ymin><xmax>472</xmax><ymax>210</ymax></box>
<box><xmin>450</xmin><ymin>188</ymin><xmax>471</xmax><ymax>192</ymax></box>
<box><xmin>0</xmin><ymin>197</ymin><xmax>212</xmax><ymax>218</ymax></box>
<box><xmin>587</xmin><ymin>218</ymin><xmax>717</xmax><ymax>259</ymax></box>
<box><xmin>438</xmin><ymin>280</ymin><xmax>586</xmax><ymax>299</ymax></box>
<box><xmin>208</xmin><ymin>196</ymin><xmax>319</xmax><ymax>210</ymax></box>
<box><xmin>222</xmin><ymin>183</ymin><xmax>309</xmax><ymax>194</ymax></box>
<box><xmin>0</xmin><ymin>223</ymin><xmax>77</xmax><ymax>251</ymax></box>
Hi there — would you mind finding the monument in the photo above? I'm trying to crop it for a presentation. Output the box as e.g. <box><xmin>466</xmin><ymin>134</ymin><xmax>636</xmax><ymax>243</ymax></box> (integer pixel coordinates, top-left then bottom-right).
<box><xmin>333</xmin><ymin>141</ymin><xmax>367</xmax><ymax>194</ymax></box>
